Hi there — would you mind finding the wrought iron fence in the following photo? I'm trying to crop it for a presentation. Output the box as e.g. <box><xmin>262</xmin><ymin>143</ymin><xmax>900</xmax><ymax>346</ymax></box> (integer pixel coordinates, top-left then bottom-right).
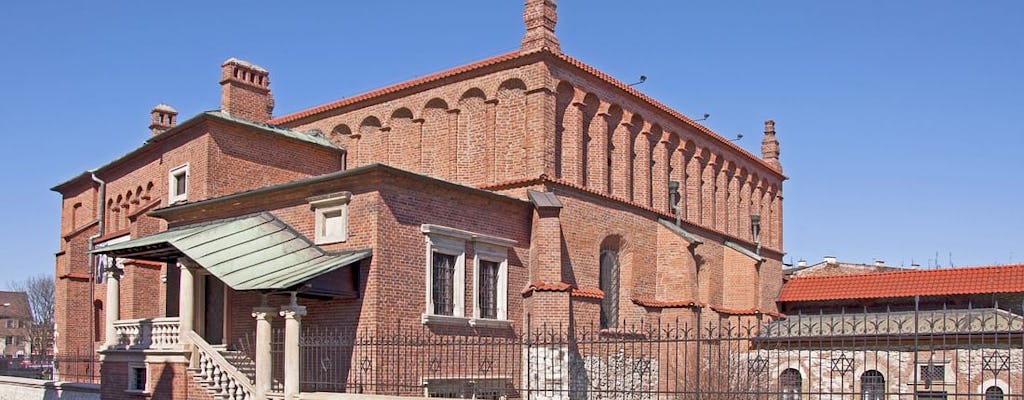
<box><xmin>52</xmin><ymin>351</ymin><xmax>97</xmax><ymax>384</ymax></box>
<box><xmin>279</xmin><ymin>302</ymin><xmax>1024</xmax><ymax>400</ymax></box>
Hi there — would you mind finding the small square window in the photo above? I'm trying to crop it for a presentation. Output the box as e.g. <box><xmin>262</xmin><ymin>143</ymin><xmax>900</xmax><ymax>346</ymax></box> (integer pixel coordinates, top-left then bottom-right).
<box><xmin>168</xmin><ymin>164</ymin><xmax>189</xmax><ymax>203</ymax></box>
<box><xmin>128</xmin><ymin>365</ymin><xmax>147</xmax><ymax>392</ymax></box>
<box><xmin>308</xmin><ymin>192</ymin><xmax>351</xmax><ymax>245</ymax></box>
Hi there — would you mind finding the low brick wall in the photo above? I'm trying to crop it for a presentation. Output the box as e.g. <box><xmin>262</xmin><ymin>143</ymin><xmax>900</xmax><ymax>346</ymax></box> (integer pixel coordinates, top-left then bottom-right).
<box><xmin>0</xmin><ymin>376</ymin><xmax>100</xmax><ymax>400</ymax></box>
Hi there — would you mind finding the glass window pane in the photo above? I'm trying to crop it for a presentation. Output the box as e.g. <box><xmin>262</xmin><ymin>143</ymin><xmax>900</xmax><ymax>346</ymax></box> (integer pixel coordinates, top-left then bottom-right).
<box><xmin>432</xmin><ymin>253</ymin><xmax>456</xmax><ymax>315</ymax></box>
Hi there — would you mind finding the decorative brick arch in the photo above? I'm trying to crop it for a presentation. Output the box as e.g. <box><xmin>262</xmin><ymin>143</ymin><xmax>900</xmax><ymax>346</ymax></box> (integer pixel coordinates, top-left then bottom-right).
<box><xmin>388</xmin><ymin>108</ymin><xmax>417</xmax><ymax>170</ymax></box>
<box><xmin>420</xmin><ymin>98</ymin><xmax>451</xmax><ymax>178</ymax></box>
<box><xmin>495</xmin><ymin>79</ymin><xmax>528</xmax><ymax>183</ymax></box>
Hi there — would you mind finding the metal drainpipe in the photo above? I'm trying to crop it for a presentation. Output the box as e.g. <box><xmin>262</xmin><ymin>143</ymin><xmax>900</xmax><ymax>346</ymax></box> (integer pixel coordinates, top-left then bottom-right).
<box><xmin>86</xmin><ymin>172</ymin><xmax>105</xmax><ymax>380</ymax></box>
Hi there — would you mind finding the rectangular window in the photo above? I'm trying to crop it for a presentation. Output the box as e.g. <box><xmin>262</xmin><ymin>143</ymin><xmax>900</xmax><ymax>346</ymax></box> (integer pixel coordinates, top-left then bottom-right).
<box><xmin>477</xmin><ymin>260</ymin><xmax>499</xmax><ymax>319</ymax></box>
<box><xmin>421</xmin><ymin>224</ymin><xmax>514</xmax><ymax>326</ymax></box>
<box><xmin>432</xmin><ymin>252</ymin><xmax>456</xmax><ymax>315</ymax></box>
<box><xmin>128</xmin><ymin>365</ymin><xmax>147</xmax><ymax>392</ymax></box>
<box><xmin>168</xmin><ymin>164</ymin><xmax>189</xmax><ymax>203</ymax></box>
<box><xmin>920</xmin><ymin>365</ymin><xmax>945</xmax><ymax>383</ymax></box>
<box><xmin>309</xmin><ymin>192</ymin><xmax>351</xmax><ymax>245</ymax></box>
<box><xmin>916</xmin><ymin>392</ymin><xmax>947</xmax><ymax>400</ymax></box>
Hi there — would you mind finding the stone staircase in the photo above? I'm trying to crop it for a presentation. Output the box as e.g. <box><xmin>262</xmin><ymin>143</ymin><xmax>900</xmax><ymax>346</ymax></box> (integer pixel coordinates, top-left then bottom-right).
<box><xmin>185</xmin><ymin>332</ymin><xmax>256</xmax><ymax>400</ymax></box>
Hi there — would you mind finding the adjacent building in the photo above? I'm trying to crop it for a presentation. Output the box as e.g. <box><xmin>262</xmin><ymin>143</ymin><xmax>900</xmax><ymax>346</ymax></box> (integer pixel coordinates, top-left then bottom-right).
<box><xmin>0</xmin><ymin>291</ymin><xmax>31</xmax><ymax>359</ymax></box>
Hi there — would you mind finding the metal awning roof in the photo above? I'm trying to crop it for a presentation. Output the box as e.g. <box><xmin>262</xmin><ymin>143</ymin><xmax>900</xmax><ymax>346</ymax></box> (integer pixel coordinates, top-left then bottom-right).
<box><xmin>92</xmin><ymin>213</ymin><xmax>371</xmax><ymax>291</ymax></box>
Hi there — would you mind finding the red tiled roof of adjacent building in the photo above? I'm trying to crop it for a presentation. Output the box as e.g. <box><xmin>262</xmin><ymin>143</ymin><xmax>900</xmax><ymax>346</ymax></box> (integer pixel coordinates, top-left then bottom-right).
<box><xmin>778</xmin><ymin>264</ymin><xmax>1024</xmax><ymax>302</ymax></box>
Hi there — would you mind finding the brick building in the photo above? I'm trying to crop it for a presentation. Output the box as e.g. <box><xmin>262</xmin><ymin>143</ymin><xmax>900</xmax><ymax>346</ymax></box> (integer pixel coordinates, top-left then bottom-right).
<box><xmin>0</xmin><ymin>291</ymin><xmax>31</xmax><ymax>359</ymax></box>
<box><xmin>768</xmin><ymin>264</ymin><xmax>1024</xmax><ymax>400</ymax></box>
<box><xmin>51</xmin><ymin>1</ymin><xmax>785</xmax><ymax>399</ymax></box>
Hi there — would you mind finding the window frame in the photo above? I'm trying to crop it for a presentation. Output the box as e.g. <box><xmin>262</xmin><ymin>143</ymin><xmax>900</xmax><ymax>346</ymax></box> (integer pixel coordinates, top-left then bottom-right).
<box><xmin>168</xmin><ymin>164</ymin><xmax>190</xmax><ymax>204</ymax></box>
<box><xmin>472</xmin><ymin>243</ymin><xmax>508</xmax><ymax>322</ymax></box>
<box><xmin>860</xmin><ymin>370</ymin><xmax>886</xmax><ymax>400</ymax></box>
<box><xmin>779</xmin><ymin>368</ymin><xmax>802</xmax><ymax>400</ymax></box>
<box><xmin>127</xmin><ymin>363</ymin><xmax>149</xmax><ymax>393</ymax></box>
<box><xmin>420</xmin><ymin>224</ymin><xmax>515</xmax><ymax>327</ymax></box>
<box><xmin>308</xmin><ymin>192</ymin><xmax>351</xmax><ymax>245</ymax></box>
<box><xmin>422</xmin><ymin>231</ymin><xmax>466</xmax><ymax>321</ymax></box>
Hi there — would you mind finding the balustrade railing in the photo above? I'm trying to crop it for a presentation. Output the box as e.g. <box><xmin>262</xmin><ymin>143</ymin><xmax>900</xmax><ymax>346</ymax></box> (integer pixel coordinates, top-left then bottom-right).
<box><xmin>110</xmin><ymin>317</ymin><xmax>181</xmax><ymax>350</ymax></box>
<box><xmin>187</xmin><ymin>331</ymin><xmax>254</xmax><ymax>400</ymax></box>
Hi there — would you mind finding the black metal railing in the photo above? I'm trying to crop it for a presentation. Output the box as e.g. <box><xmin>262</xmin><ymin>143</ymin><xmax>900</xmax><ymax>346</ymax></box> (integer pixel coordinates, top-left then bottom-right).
<box><xmin>285</xmin><ymin>303</ymin><xmax>1023</xmax><ymax>400</ymax></box>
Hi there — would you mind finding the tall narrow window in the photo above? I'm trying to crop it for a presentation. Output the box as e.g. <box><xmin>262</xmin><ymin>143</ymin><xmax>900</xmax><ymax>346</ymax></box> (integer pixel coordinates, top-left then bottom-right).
<box><xmin>478</xmin><ymin>260</ymin><xmax>500</xmax><ymax>319</ymax></box>
<box><xmin>432</xmin><ymin>252</ymin><xmax>456</xmax><ymax>316</ymax></box>
<box><xmin>861</xmin><ymin>370</ymin><xmax>885</xmax><ymax>400</ymax></box>
<box><xmin>780</xmin><ymin>368</ymin><xmax>801</xmax><ymax>400</ymax></box>
<box><xmin>599</xmin><ymin>249</ymin><xmax>619</xmax><ymax>329</ymax></box>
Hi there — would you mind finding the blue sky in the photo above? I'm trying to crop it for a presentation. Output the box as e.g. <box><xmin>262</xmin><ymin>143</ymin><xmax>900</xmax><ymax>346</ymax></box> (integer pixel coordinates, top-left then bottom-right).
<box><xmin>1</xmin><ymin>1</ymin><xmax>1021</xmax><ymax>284</ymax></box>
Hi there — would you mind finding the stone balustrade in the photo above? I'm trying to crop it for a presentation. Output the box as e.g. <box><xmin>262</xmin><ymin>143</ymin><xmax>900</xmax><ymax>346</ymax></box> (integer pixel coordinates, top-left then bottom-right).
<box><xmin>110</xmin><ymin>317</ymin><xmax>181</xmax><ymax>350</ymax></box>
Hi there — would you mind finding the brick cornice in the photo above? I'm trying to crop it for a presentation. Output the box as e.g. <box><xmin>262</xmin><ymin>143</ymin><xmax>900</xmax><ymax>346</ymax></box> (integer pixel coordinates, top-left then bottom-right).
<box><xmin>481</xmin><ymin>175</ymin><xmax>784</xmax><ymax>258</ymax></box>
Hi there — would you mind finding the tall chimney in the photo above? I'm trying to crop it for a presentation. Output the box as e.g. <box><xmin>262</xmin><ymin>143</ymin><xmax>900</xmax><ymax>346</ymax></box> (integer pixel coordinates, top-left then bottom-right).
<box><xmin>761</xmin><ymin>119</ymin><xmax>781</xmax><ymax>172</ymax></box>
<box><xmin>149</xmin><ymin>103</ymin><xmax>178</xmax><ymax>135</ymax></box>
<box><xmin>220</xmin><ymin>58</ymin><xmax>274</xmax><ymax>123</ymax></box>
<box><xmin>521</xmin><ymin>0</ymin><xmax>560</xmax><ymax>53</ymax></box>
<box><xmin>823</xmin><ymin>255</ymin><xmax>837</xmax><ymax>265</ymax></box>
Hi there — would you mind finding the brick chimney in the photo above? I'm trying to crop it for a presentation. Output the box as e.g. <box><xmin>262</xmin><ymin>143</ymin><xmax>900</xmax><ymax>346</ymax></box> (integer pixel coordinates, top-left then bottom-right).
<box><xmin>521</xmin><ymin>0</ymin><xmax>560</xmax><ymax>53</ymax></box>
<box><xmin>761</xmin><ymin>119</ymin><xmax>781</xmax><ymax>172</ymax></box>
<box><xmin>220</xmin><ymin>58</ymin><xmax>274</xmax><ymax>123</ymax></box>
<box><xmin>149</xmin><ymin>103</ymin><xmax>178</xmax><ymax>135</ymax></box>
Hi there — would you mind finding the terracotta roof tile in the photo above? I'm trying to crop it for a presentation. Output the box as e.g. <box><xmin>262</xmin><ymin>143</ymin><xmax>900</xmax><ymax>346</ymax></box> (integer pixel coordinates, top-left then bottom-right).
<box><xmin>521</xmin><ymin>281</ymin><xmax>604</xmax><ymax>299</ymax></box>
<box><xmin>631</xmin><ymin>297</ymin><xmax>704</xmax><ymax>309</ymax></box>
<box><xmin>779</xmin><ymin>264</ymin><xmax>1024</xmax><ymax>302</ymax></box>
<box><xmin>709</xmin><ymin>306</ymin><xmax>786</xmax><ymax>319</ymax></box>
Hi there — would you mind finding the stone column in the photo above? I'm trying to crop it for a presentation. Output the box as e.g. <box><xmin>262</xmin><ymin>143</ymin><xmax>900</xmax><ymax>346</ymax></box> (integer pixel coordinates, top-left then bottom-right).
<box><xmin>178</xmin><ymin>260</ymin><xmax>196</xmax><ymax>342</ymax></box>
<box><xmin>104</xmin><ymin>267</ymin><xmax>122</xmax><ymax>348</ymax></box>
<box><xmin>252</xmin><ymin>306</ymin><xmax>276</xmax><ymax>400</ymax></box>
<box><xmin>280</xmin><ymin>300</ymin><xmax>307</xmax><ymax>400</ymax></box>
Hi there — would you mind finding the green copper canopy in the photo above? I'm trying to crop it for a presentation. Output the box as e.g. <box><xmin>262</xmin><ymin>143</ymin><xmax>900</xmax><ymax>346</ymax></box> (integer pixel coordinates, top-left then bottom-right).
<box><xmin>92</xmin><ymin>213</ymin><xmax>370</xmax><ymax>291</ymax></box>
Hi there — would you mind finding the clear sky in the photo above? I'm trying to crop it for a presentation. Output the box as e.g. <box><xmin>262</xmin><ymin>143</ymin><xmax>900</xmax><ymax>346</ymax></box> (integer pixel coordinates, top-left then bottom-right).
<box><xmin>1</xmin><ymin>1</ymin><xmax>1021</xmax><ymax>284</ymax></box>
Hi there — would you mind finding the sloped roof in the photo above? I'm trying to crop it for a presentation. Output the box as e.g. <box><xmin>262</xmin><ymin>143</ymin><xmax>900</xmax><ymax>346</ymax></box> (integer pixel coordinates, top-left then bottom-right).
<box><xmin>93</xmin><ymin>213</ymin><xmax>371</xmax><ymax>291</ymax></box>
<box><xmin>0</xmin><ymin>291</ymin><xmax>31</xmax><ymax>320</ymax></box>
<box><xmin>52</xmin><ymin>111</ymin><xmax>339</xmax><ymax>193</ymax></box>
<box><xmin>779</xmin><ymin>264</ymin><xmax>1024</xmax><ymax>302</ymax></box>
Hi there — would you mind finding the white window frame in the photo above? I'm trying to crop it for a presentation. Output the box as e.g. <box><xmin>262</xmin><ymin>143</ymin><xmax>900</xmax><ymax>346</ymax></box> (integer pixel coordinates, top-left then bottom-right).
<box><xmin>127</xmin><ymin>363</ymin><xmax>148</xmax><ymax>393</ymax></box>
<box><xmin>308</xmin><ymin>192</ymin><xmax>351</xmax><ymax>245</ymax></box>
<box><xmin>420</xmin><ymin>224</ymin><xmax>515</xmax><ymax>327</ymax></box>
<box><xmin>422</xmin><ymin>231</ymin><xmax>466</xmax><ymax>323</ymax></box>
<box><xmin>168</xmin><ymin>164</ymin><xmax>190</xmax><ymax>203</ymax></box>
<box><xmin>472</xmin><ymin>242</ymin><xmax>508</xmax><ymax>322</ymax></box>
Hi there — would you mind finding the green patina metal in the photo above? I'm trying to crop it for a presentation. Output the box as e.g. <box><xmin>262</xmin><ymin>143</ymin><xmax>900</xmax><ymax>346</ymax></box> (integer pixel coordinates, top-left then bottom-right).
<box><xmin>91</xmin><ymin>212</ymin><xmax>370</xmax><ymax>291</ymax></box>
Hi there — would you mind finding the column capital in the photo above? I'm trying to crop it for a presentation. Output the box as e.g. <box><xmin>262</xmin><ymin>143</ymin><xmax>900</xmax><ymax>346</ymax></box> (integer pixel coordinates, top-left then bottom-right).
<box><xmin>252</xmin><ymin>307</ymin><xmax>277</xmax><ymax>321</ymax></box>
<box><xmin>279</xmin><ymin>305</ymin><xmax>307</xmax><ymax>320</ymax></box>
<box><xmin>177</xmin><ymin>258</ymin><xmax>200</xmax><ymax>270</ymax></box>
<box><xmin>105</xmin><ymin>267</ymin><xmax>123</xmax><ymax>280</ymax></box>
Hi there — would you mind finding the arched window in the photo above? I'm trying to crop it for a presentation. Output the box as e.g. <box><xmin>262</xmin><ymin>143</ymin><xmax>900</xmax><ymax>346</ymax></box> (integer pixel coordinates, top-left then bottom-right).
<box><xmin>985</xmin><ymin>386</ymin><xmax>1004</xmax><ymax>400</ymax></box>
<box><xmin>861</xmin><ymin>370</ymin><xmax>885</xmax><ymax>400</ymax></box>
<box><xmin>779</xmin><ymin>368</ymin><xmax>801</xmax><ymax>400</ymax></box>
<box><xmin>599</xmin><ymin>249</ymin><xmax>619</xmax><ymax>329</ymax></box>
